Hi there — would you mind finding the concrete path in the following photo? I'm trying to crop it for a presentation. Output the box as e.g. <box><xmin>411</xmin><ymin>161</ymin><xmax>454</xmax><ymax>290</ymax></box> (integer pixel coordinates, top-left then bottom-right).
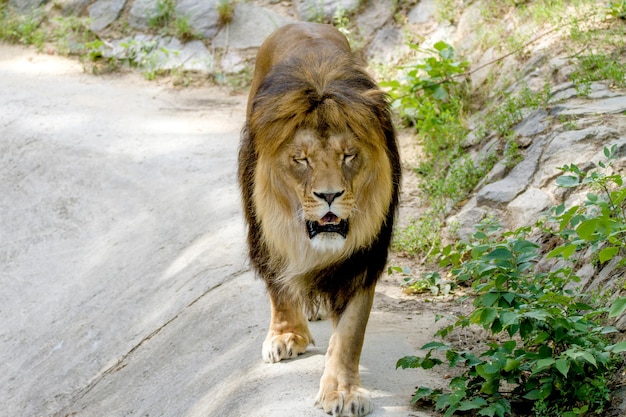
<box><xmin>0</xmin><ymin>45</ymin><xmax>436</xmax><ymax>417</ymax></box>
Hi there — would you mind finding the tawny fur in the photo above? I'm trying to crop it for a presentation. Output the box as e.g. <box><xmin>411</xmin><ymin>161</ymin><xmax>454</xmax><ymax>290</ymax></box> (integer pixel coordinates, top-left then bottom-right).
<box><xmin>238</xmin><ymin>22</ymin><xmax>401</xmax><ymax>416</ymax></box>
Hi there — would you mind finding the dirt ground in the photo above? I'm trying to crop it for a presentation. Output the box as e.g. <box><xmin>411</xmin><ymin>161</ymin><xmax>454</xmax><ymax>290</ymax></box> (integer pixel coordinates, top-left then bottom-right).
<box><xmin>0</xmin><ymin>43</ymin><xmax>454</xmax><ymax>417</ymax></box>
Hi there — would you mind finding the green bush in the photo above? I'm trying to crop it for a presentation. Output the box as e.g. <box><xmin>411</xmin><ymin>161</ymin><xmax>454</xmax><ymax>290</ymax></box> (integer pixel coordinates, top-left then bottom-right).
<box><xmin>398</xmin><ymin>147</ymin><xmax>626</xmax><ymax>417</ymax></box>
<box><xmin>383</xmin><ymin>41</ymin><xmax>474</xmax><ymax>257</ymax></box>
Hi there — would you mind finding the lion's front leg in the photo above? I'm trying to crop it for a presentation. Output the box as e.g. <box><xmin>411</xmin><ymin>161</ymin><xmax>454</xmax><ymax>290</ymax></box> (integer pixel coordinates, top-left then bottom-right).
<box><xmin>315</xmin><ymin>286</ymin><xmax>375</xmax><ymax>417</ymax></box>
<box><xmin>262</xmin><ymin>290</ymin><xmax>314</xmax><ymax>363</ymax></box>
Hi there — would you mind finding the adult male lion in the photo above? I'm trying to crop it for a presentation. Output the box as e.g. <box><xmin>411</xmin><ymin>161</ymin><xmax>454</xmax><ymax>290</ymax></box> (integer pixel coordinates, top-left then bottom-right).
<box><xmin>238</xmin><ymin>22</ymin><xmax>401</xmax><ymax>416</ymax></box>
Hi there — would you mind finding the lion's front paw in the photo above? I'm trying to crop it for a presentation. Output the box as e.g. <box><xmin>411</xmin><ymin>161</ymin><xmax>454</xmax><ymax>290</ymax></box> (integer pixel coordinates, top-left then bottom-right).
<box><xmin>262</xmin><ymin>331</ymin><xmax>310</xmax><ymax>363</ymax></box>
<box><xmin>315</xmin><ymin>386</ymin><xmax>373</xmax><ymax>417</ymax></box>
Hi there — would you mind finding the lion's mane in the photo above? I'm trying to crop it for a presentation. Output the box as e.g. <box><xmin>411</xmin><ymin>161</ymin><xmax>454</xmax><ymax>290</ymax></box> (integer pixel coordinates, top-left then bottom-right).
<box><xmin>238</xmin><ymin>39</ymin><xmax>401</xmax><ymax>315</ymax></box>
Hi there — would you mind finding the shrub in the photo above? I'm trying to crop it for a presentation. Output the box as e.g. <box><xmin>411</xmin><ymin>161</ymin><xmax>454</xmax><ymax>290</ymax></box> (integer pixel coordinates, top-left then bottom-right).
<box><xmin>398</xmin><ymin>147</ymin><xmax>626</xmax><ymax>417</ymax></box>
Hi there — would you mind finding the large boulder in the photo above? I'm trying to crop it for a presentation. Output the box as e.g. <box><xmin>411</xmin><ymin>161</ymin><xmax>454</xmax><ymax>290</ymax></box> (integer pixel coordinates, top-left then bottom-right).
<box><xmin>212</xmin><ymin>2</ymin><xmax>294</xmax><ymax>50</ymax></box>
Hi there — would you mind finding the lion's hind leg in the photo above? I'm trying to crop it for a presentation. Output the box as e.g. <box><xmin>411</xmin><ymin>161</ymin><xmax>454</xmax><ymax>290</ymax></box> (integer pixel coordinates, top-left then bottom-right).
<box><xmin>315</xmin><ymin>286</ymin><xmax>375</xmax><ymax>417</ymax></box>
<box><xmin>262</xmin><ymin>291</ymin><xmax>314</xmax><ymax>363</ymax></box>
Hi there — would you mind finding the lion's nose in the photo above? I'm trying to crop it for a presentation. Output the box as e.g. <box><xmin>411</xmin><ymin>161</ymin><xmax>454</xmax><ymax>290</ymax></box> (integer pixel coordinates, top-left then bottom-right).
<box><xmin>313</xmin><ymin>190</ymin><xmax>345</xmax><ymax>205</ymax></box>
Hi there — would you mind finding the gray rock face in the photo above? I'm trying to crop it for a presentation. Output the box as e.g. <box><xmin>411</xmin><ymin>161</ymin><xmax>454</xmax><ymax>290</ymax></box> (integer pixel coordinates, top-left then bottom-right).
<box><xmin>507</xmin><ymin>187</ymin><xmax>554</xmax><ymax>230</ymax></box>
<box><xmin>551</xmin><ymin>95</ymin><xmax>626</xmax><ymax>116</ymax></box>
<box><xmin>175</xmin><ymin>0</ymin><xmax>220</xmax><ymax>39</ymax></box>
<box><xmin>8</xmin><ymin>0</ymin><xmax>46</xmax><ymax>12</ymax></box>
<box><xmin>294</xmin><ymin>0</ymin><xmax>361</xmax><ymax>21</ymax></box>
<box><xmin>104</xmin><ymin>35</ymin><xmax>214</xmax><ymax>72</ymax></box>
<box><xmin>407</xmin><ymin>0</ymin><xmax>437</xmax><ymax>24</ymax></box>
<box><xmin>356</xmin><ymin>0</ymin><xmax>395</xmax><ymax>40</ymax></box>
<box><xmin>212</xmin><ymin>3</ymin><xmax>294</xmax><ymax>49</ymax></box>
<box><xmin>56</xmin><ymin>0</ymin><xmax>91</xmax><ymax>16</ymax></box>
<box><xmin>88</xmin><ymin>0</ymin><xmax>127</xmax><ymax>32</ymax></box>
<box><xmin>514</xmin><ymin>109</ymin><xmax>549</xmax><ymax>139</ymax></box>
<box><xmin>128</xmin><ymin>0</ymin><xmax>157</xmax><ymax>30</ymax></box>
<box><xmin>476</xmin><ymin>135</ymin><xmax>548</xmax><ymax>207</ymax></box>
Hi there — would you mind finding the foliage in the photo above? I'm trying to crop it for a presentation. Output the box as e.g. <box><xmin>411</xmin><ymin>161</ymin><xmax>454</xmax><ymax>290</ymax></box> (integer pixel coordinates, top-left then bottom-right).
<box><xmin>174</xmin><ymin>16</ymin><xmax>202</xmax><ymax>42</ymax></box>
<box><xmin>382</xmin><ymin>41</ymin><xmax>469</xmax><ymax>127</ymax></box>
<box><xmin>549</xmin><ymin>144</ymin><xmax>626</xmax><ymax>267</ymax></box>
<box><xmin>571</xmin><ymin>53</ymin><xmax>626</xmax><ymax>94</ymax></box>
<box><xmin>0</xmin><ymin>4</ymin><xmax>45</xmax><ymax>48</ymax></box>
<box><xmin>389</xmin><ymin>267</ymin><xmax>456</xmax><ymax>296</ymax></box>
<box><xmin>384</xmin><ymin>42</ymin><xmax>475</xmax><ymax>257</ymax></box>
<box><xmin>608</xmin><ymin>0</ymin><xmax>626</xmax><ymax>18</ymax></box>
<box><xmin>148</xmin><ymin>0</ymin><xmax>176</xmax><ymax>28</ymax></box>
<box><xmin>216</xmin><ymin>0</ymin><xmax>236</xmax><ymax>26</ymax></box>
<box><xmin>51</xmin><ymin>15</ymin><xmax>98</xmax><ymax>56</ymax></box>
<box><xmin>398</xmin><ymin>148</ymin><xmax>626</xmax><ymax>416</ymax></box>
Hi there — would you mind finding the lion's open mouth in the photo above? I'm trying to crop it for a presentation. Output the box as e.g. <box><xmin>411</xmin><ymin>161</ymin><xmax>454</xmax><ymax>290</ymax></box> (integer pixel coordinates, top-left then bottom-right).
<box><xmin>306</xmin><ymin>212</ymin><xmax>349</xmax><ymax>239</ymax></box>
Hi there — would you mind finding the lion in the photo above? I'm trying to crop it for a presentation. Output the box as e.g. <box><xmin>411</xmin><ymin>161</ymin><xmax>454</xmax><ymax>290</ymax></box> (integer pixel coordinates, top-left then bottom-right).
<box><xmin>238</xmin><ymin>22</ymin><xmax>401</xmax><ymax>416</ymax></box>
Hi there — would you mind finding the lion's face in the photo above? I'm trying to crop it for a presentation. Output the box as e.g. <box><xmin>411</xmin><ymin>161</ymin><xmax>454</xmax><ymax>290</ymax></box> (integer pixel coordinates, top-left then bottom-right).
<box><xmin>285</xmin><ymin>129</ymin><xmax>358</xmax><ymax>252</ymax></box>
<box><xmin>252</xmin><ymin>122</ymin><xmax>393</xmax><ymax>269</ymax></box>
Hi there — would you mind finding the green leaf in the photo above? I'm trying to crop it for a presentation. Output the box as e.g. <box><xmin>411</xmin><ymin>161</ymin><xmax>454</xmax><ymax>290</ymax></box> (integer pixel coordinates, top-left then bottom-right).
<box><xmin>555</xmin><ymin>358</ymin><xmax>570</xmax><ymax>376</ymax></box>
<box><xmin>481</xmin><ymin>292</ymin><xmax>500</xmax><ymax>307</ymax></box>
<box><xmin>598</xmin><ymin>246</ymin><xmax>619</xmax><ymax>263</ymax></box>
<box><xmin>523</xmin><ymin>389</ymin><xmax>540</xmax><ymax>400</ymax></box>
<box><xmin>485</xmin><ymin>247</ymin><xmax>514</xmax><ymax>260</ymax></box>
<box><xmin>504</xmin><ymin>358</ymin><xmax>521</xmax><ymax>372</ymax></box>
<box><xmin>421</xmin><ymin>341</ymin><xmax>449</xmax><ymax>350</ymax></box>
<box><xmin>609</xmin><ymin>341</ymin><xmax>626</xmax><ymax>353</ymax></box>
<box><xmin>546</xmin><ymin>243</ymin><xmax>577</xmax><ymax>259</ymax></box>
<box><xmin>609</xmin><ymin>297</ymin><xmax>626</xmax><ymax>318</ymax></box>
<box><xmin>479</xmin><ymin>308</ymin><xmax>498</xmax><ymax>327</ymax></box>
<box><xmin>411</xmin><ymin>386</ymin><xmax>434</xmax><ymax>404</ymax></box>
<box><xmin>556</xmin><ymin>175</ymin><xmax>580</xmax><ymax>188</ymax></box>
<box><xmin>457</xmin><ymin>398</ymin><xmax>485</xmax><ymax>411</ymax></box>
<box><xmin>396</xmin><ymin>356</ymin><xmax>422</xmax><ymax>369</ymax></box>
<box><xmin>476</xmin><ymin>361</ymin><xmax>501</xmax><ymax>378</ymax></box>
<box><xmin>576</xmin><ymin>219</ymin><xmax>599</xmax><ymax>241</ymax></box>
<box><xmin>580</xmin><ymin>351</ymin><xmax>597</xmax><ymax>367</ymax></box>
<box><xmin>500</xmin><ymin>311</ymin><xmax>519</xmax><ymax>327</ymax></box>
<box><xmin>532</xmin><ymin>358</ymin><xmax>555</xmax><ymax>375</ymax></box>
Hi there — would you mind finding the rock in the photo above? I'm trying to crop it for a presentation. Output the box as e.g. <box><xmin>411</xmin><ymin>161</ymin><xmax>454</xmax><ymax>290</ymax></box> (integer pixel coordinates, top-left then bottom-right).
<box><xmin>88</xmin><ymin>0</ymin><xmax>127</xmax><ymax>32</ymax></box>
<box><xmin>549</xmin><ymin>81</ymin><xmax>578</xmax><ymax>102</ymax></box>
<box><xmin>470</xmin><ymin>46</ymin><xmax>497</xmax><ymax>88</ymax></box>
<box><xmin>128</xmin><ymin>0</ymin><xmax>157</xmax><ymax>30</ymax></box>
<box><xmin>476</xmin><ymin>135</ymin><xmax>549</xmax><ymax>207</ymax></box>
<box><xmin>105</xmin><ymin>36</ymin><xmax>214</xmax><ymax>72</ymax></box>
<box><xmin>551</xmin><ymin>95</ymin><xmax>626</xmax><ymax>116</ymax></box>
<box><xmin>175</xmin><ymin>0</ymin><xmax>220</xmax><ymax>39</ymax></box>
<box><xmin>407</xmin><ymin>0</ymin><xmax>436</xmax><ymax>24</ymax></box>
<box><xmin>587</xmin><ymin>82</ymin><xmax>622</xmax><ymax>99</ymax></box>
<box><xmin>294</xmin><ymin>0</ymin><xmax>361</xmax><ymax>21</ymax></box>
<box><xmin>446</xmin><ymin>198</ymin><xmax>487</xmax><ymax>241</ymax></box>
<box><xmin>56</xmin><ymin>0</ymin><xmax>91</xmax><ymax>16</ymax></box>
<box><xmin>8</xmin><ymin>0</ymin><xmax>46</xmax><ymax>12</ymax></box>
<box><xmin>568</xmin><ymin>263</ymin><xmax>595</xmax><ymax>291</ymax></box>
<box><xmin>587</xmin><ymin>256</ymin><xmax>624</xmax><ymax>293</ymax></box>
<box><xmin>533</xmin><ymin>126</ymin><xmax>620</xmax><ymax>190</ymax></box>
<box><xmin>220</xmin><ymin>50</ymin><xmax>245</xmax><ymax>73</ymax></box>
<box><xmin>174</xmin><ymin>39</ymin><xmax>214</xmax><ymax>71</ymax></box>
<box><xmin>366</xmin><ymin>25</ymin><xmax>407</xmax><ymax>64</ymax></box>
<box><xmin>212</xmin><ymin>3</ymin><xmax>294</xmax><ymax>50</ymax></box>
<box><xmin>507</xmin><ymin>187</ymin><xmax>554</xmax><ymax>230</ymax></box>
<box><xmin>549</xmin><ymin>57</ymin><xmax>576</xmax><ymax>84</ymax></box>
<box><xmin>355</xmin><ymin>0</ymin><xmax>395</xmax><ymax>40</ymax></box>
<box><xmin>514</xmin><ymin>109</ymin><xmax>549</xmax><ymax>142</ymax></box>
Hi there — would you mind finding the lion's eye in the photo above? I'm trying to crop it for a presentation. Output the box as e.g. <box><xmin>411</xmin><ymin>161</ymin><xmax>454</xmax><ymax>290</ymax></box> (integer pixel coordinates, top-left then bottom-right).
<box><xmin>343</xmin><ymin>153</ymin><xmax>356</xmax><ymax>164</ymax></box>
<box><xmin>294</xmin><ymin>157</ymin><xmax>309</xmax><ymax>166</ymax></box>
